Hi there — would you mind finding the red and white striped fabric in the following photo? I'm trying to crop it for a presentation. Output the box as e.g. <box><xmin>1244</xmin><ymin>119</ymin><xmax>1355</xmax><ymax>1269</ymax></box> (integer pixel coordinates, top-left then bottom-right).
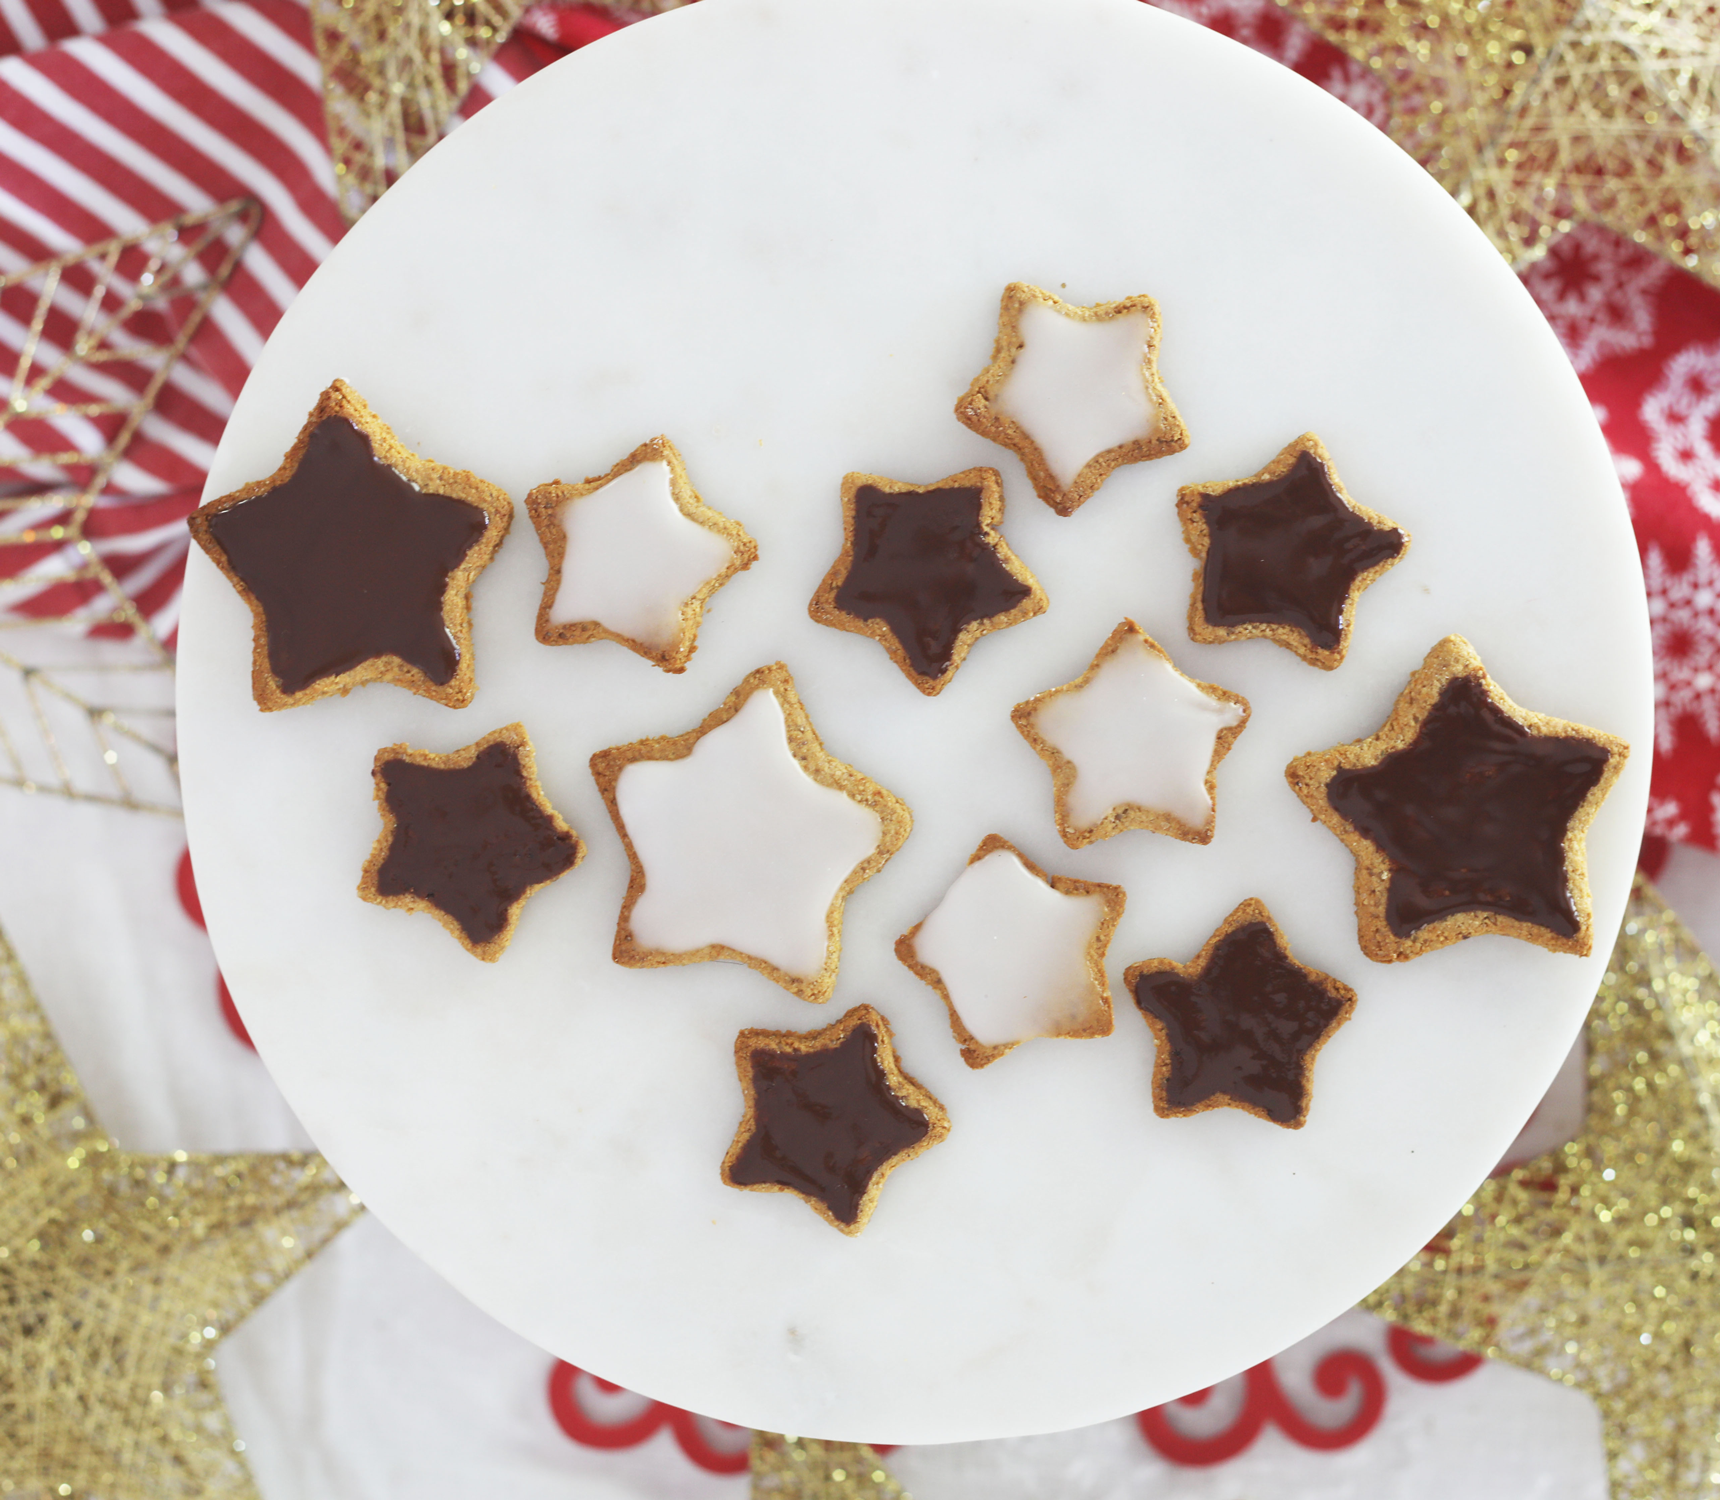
<box><xmin>0</xmin><ymin>0</ymin><xmax>544</xmax><ymax>641</ymax></box>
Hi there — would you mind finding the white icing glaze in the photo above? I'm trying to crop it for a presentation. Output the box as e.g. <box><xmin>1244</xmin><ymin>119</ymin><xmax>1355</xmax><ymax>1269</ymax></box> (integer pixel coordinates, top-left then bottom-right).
<box><xmin>549</xmin><ymin>457</ymin><xmax>736</xmax><ymax>647</ymax></box>
<box><xmin>616</xmin><ymin>688</ymin><xmax>883</xmax><ymax>977</ymax></box>
<box><xmin>991</xmin><ymin>300</ymin><xmax>1161</xmax><ymax>488</ymax></box>
<box><xmin>912</xmin><ymin>848</ymin><xmax>1108</xmax><ymax>1048</ymax></box>
<box><xmin>1032</xmin><ymin>631</ymin><xmax>1244</xmax><ymax>832</ymax></box>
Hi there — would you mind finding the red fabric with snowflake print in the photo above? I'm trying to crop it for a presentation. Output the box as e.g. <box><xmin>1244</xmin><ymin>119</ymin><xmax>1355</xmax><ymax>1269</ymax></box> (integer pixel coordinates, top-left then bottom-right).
<box><xmin>1519</xmin><ymin>230</ymin><xmax>1720</xmax><ymax>849</ymax></box>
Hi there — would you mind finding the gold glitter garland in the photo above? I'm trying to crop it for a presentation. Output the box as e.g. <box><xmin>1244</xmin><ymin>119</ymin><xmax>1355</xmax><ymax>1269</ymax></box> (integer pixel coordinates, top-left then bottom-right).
<box><xmin>0</xmin><ymin>920</ymin><xmax>363</xmax><ymax>1498</ymax></box>
<box><xmin>1279</xmin><ymin>0</ymin><xmax>1720</xmax><ymax>289</ymax></box>
<box><xmin>750</xmin><ymin>1434</ymin><xmax>907</xmax><ymax>1500</ymax></box>
<box><xmin>1366</xmin><ymin>876</ymin><xmax>1720</xmax><ymax>1497</ymax></box>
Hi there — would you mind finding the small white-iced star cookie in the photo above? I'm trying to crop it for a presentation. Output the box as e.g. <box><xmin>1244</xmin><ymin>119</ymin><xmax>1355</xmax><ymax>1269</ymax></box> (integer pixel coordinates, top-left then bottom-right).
<box><xmin>897</xmin><ymin>835</ymin><xmax>1126</xmax><ymax>1069</ymax></box>
<box><xmin>955</xmin><ymin>283</ymin><xmax>1188</xmax><ymax>516</ymax></box>
<box><xmin>527</xmin><ymin>436</ymin><xmax>757</xmax><ymax>672</ymax></box>
<box><xmin>1012</xmin><ymin>620</ymin><xmax>1250</xmax><ymax>848</ymax></box>
<box><xmin>590</xmin><ymin>662</ymin><xmax>912</xmax><ymax>1003</ymax></box>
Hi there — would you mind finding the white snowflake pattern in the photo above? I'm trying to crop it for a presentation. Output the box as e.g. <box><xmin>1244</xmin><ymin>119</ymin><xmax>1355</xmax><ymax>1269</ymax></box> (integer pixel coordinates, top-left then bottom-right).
<box><xmin>1647</xmin><ymin>793</ymin><xmax>1691</xmax><ymax>843</ymax></box>
<box><xmin>1643</xmin><ymin>341</ymin><xmax>1720</xmax><ymax>520</ymax></box>
<box><xmin>1644</xmin><ymin>532</ymin><xmax>1720</xmax><ymax>752</ymax></box>
<box><xmin>1520</xmin><ymin>222</ymin><xmax>1670</xmax><ymax>374</ymax></box>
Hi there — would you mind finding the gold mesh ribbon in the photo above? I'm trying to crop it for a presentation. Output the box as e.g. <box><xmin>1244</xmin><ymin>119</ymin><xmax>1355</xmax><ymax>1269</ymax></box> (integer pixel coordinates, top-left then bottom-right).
<box><xmin>1280</xmin><ymin>0</ymin><xmax>1720</xmax><ymax>288</ymax></box>
<box><xmin>0</xmin><ymin>921</ymin><xmax>363</xmax><ymax>1498</ymax></box>
<box><xmin>1367</xmin><ymin>875</ymin><xmax>1720</xmax><ymax>1496</ymax></box>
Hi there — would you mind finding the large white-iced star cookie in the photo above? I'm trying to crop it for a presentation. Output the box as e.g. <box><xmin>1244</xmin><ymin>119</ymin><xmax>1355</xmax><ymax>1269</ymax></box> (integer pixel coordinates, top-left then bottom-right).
<box><xmin>589</xmin><ymin>662</ymin><xmax>912</xmax><ymax>1003</ymax></box>
<box><xmin>896</xmin><ymin>835</ymin><xmax>1125</xmax><ymax>1069</ymax></box>
<box><xmin>955</xmin><ymin>283</ymin><xmax>1188</xmax><ymax>516</ymax></box>
<box><xmin>527</xmin><ymin>436</ymin><xmax>757</xmax><ymax>673</ymax></box>
<box><xmin>1012</xmin><ymin>620</ymin><xmax>1249</xmax><ymax>848</ymax></box>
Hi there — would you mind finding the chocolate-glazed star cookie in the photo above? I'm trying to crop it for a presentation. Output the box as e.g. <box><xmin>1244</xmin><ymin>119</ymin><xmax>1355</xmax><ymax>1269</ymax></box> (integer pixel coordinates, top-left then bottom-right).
<box><xmin>1177</xmin><ymin>433</ymin><xmax>1407</xmax><ymax>670</ymax></box>
<box><xmin>723</xmin><ymin>1004</ymin><xmax>948</xmax><ymax>1235</ymax></box>
<box><xmin>1285</xmin><ymin>635</ymin><xmax>1629</xmax><ymax>961</ymax></box>
<box><xmin>188</xmin><ymin>379</ymin><xmax>513</xmax><ymax>710</ymax></box>
<box><xmin>1126</xmin><ymin>899</ymin><xmax>1357</xmax><ymax>1129</ymax></box>
<box><xmin>808</xmin><ymin>468</ymin><xmax>1047</xmax><ymax>695</ymax></box>
<box><xmin>359</xmin><ymin>723</ymin><xmax>583</xmax><ymax>961</ymax></box>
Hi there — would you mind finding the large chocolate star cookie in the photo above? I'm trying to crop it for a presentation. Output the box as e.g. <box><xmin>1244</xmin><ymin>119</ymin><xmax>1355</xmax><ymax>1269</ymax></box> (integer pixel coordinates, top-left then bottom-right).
<box><xmin>1285</xmin><ymin>635</ymin><xmax>1629</xmax><ymax>960</ymax></box>
<box><xmin>188</xmin><ymin>380</ymin><xmax>513</xmax><ymax>710</ymax></box>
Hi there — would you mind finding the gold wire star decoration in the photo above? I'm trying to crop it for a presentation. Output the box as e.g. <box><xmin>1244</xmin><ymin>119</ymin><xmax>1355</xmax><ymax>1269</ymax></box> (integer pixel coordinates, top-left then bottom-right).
<box><xmin>0</xmin><ymin>198</ymin><xmax>259</xmax><ymax>652</ymax></box>
<box><xmin>1365</xmin><ymin>876</ymin><xmax>1720</xmax><ymax>1498</ymax></box>
<box><xmin>0</xmin><ymin>200</ymin><xmax>259</xmax><ymax>816</ymax></box>
<box><xmin>0</xmin><ymin>919</ymin><xmax>362</xmax><ymax>1498</ymax></box>
<box><xmin>0</xmin><ymin>643</ymin><xmax>179</xmax><ymax>814</ymax></box>
<box><xmin>309</xmin><ymin>0</ymin><xmax>691</xmax><ymax>222</ymax></box>
<box><xmin>1279</xmin><ymin>0</ymin><xmax>1720</xmax><ymax>288</ymax></box>
<box><xmin>310</xmin><ymin>0</ymin><xmax>528</xmax><ymax>221</ymax></box>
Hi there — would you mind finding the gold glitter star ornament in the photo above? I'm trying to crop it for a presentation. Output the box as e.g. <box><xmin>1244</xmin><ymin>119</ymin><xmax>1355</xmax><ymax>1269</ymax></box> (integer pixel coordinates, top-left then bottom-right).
<box><xmin>0</xmin><ymin>924</ymin><xmax>362</xmax><ymax>1499</ymax></box>
<box><xmin>1367</xmin><ymin>877</ymin><xmax>1720</xmax><ymax>1497</ymax></box>
<box><xmin>751</xmin><ymin>1434</ymin><xmax>906</xmax><ymax>1500</ymax></box>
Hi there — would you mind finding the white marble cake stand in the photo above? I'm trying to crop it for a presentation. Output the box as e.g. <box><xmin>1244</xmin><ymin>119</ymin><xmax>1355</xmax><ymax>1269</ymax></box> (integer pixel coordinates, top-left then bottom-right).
<box><xmin>177</xmin><ymin>0</ymin><xmax>1653</xmax><ymax>1444</ymax></box>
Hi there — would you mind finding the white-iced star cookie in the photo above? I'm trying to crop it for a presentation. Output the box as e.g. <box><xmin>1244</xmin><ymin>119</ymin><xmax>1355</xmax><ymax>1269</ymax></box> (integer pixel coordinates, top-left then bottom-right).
<box><xmin>955</xmin><ymin>283</ymin><xmax>1188</xmax><ymax>515</ymax></box>
<box><xmin>896</xmin><ymin>834</ymin><xmax>1125</xmax><ymax>1069</ymax></box>
<box><xmin>527</xmin><ymin>436</ymin><xmax>757</xmax><ymax>672</ymax></box>
<box><xmin>1012</xmin><ymin>620</ymin><xmax>1249</xmax><ymax>848</ymax></box>
<box><xmin>590</xmin><ymin>662</ymin><xmax>912</xmax><ymax>1003</ymax></box>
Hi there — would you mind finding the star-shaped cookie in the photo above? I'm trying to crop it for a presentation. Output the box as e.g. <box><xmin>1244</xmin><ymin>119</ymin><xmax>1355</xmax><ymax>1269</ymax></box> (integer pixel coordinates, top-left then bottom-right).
<box><xmin>722</xmin><ymin>1003</ymin><xmax>948</xmax><ymax>1235</ymax></box>
<box><xmin>896</xmin><ymin>834</ymin><xmax>1125</xmax><ymax>1069</ymax></box>
<box><xmin>359</xmin><ymin>723</ymin><xmax>584</xmax><ymax>961</ymax></box>
<box><xmin>1285</xmin><ymin>635</ymin><xmax>1630</xmax><ymax>962</ymax></box>
<box><xmin>188</xmin><ymin>379</ymin><xmax>513</xmax><ymax>710</ymax></box>
<box><xmin>954</xmin><ymin>282</ymin><xmax>1189</xmax><ymax>516</ymax></box>
<box><xmin>525</xmin><ymin>435</ymin><xmax>757</xmax><ymax>673</ymax></box>
<box><xmin>1126</xmin><ymin>898</ymin><xmax>1358</xmax><ymax>1129</ymax></box>
<box><xmin>1011</xmin><ymin>619</ymin><xmax>1250</xmax><ymax>848</ymax></box>
<box><xmin>808</xmin><ymin>467</ymin><xmax>1047</xmax><ymax>695</ymax></box>
<box><xmin>589</xmin><ymin>663</ymin><xmax>912</xmax><ymax>1002</ymax></box>
<box><xmin>1177</xmin><ymin>433</ymin><xmax>1408</xmax><ymax>670</ymax></box>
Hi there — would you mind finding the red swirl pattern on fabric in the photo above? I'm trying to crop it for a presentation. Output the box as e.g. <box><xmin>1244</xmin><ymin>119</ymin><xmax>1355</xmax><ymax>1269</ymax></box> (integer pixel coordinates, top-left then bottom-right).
<box><xmin>1386</xmin><ymin>1326</ymin><xmax>1486</xmax><ymax>1383</ymax></box>
<box><xmin>1136</xmin><ymin>1351</ymin><xmax>1389</xmax><ymax>1465</ymax></box>
<box><xmin>546</xmin><ymin>1362</ymin><xmax>752</xmax><ymax>1475</ymax></box>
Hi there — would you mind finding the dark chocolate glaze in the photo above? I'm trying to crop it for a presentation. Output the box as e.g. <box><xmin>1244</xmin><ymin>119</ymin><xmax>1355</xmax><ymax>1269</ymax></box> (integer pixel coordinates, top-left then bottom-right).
<box><xmin>1198</xmin><ymin>450</ymin><xmax>1404</xmax><ymax>652</ymax></box>
<box><xmin>1325</xmin><ymin>674</ymin><xmax>1612</xmax><ymax>940</ymax></box>
<box><xmin>832</xmin><ymin>483</ymin><xmax>1032</xmax><ymax>679</ymax></box>
<box><xmin>204</xmin><ymin>416</ymin><xmax>491</xmax><ymax>693</ymax></box>
<box><xmin>374</xmin><ymin>740</ymin><xmax>581</xmax><ymax>947</ymax></box>
<box><xmin>1131</xmin><ymin>920</ymin><xmax>1350</xmax><ymax>1125</ymax></box>
<box><xmin>727</xmin><ymin>1021</ymin><xmax>931</xmax><ymax>1226</ymax></box>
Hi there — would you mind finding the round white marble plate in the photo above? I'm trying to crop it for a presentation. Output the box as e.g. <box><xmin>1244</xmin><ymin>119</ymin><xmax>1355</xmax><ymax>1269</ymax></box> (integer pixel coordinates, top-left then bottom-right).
<box><xmin>178</xmin><ymin>0</ymin><xmax>1653</xmax><ymax>1443</ymax></box>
